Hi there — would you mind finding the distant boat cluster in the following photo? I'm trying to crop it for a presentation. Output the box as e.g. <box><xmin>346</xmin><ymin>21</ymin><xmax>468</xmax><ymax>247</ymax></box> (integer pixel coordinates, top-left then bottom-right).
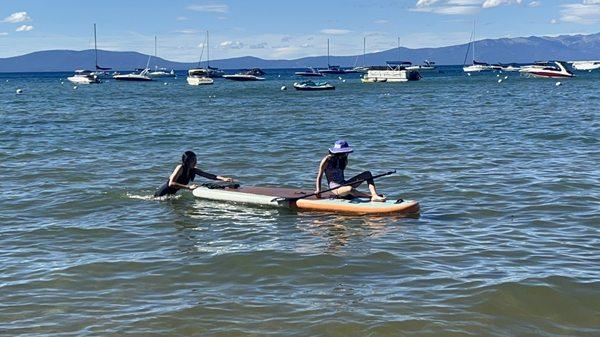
<box><xmin>66</xmin><ymin>24</ymin><xmax>598</xmax><ymax>87</ymax></box>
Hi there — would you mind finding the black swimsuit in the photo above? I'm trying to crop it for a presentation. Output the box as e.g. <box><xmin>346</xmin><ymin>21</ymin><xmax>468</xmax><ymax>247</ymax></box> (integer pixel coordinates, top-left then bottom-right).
<box><xmin>154</xmin><ymin>167</ymin><xmax>218</xmax><ymax>197</ymax></box>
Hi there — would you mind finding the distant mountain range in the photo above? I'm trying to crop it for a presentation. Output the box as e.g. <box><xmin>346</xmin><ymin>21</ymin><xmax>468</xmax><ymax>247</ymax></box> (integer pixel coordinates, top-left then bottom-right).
<box><xmin>1</xmin><ymin>33</ymin><xmax>599</xmax><ymax>72</ymax></box>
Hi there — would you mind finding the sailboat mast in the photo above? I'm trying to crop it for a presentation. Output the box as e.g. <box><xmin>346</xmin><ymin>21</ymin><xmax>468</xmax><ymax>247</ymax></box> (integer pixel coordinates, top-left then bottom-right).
<box><xmin>397</xmin><ymin>36</ymin><xmax>400</xmax><ymax>61</ymax></box>
<box><xmin>207</xmin><ymin>31</ymin><xmax>210</xmax><ymax>68</ymax></box>
<box><xmin>363</xmin><ymin>37</ymin><xmax>366</xmax><ymax>67</ymax></box>
<box><xmin>94</xmin><ymin>23</ymin><xmax>98</xmax><ymax>69</ymax></box>
<box><xmin>327</xmin><ymin>38</ymin><xmax>330</xmax><ymax>67</ymax></box>
<box><xmin>154</xmin><ymin>36</ymin><xmax>157</xmax><ymax>58</ymax></box>
<box><xmin>472</xmin><ymin>20</ymin><xmax>475</xmax><ymax>63</ymax></box>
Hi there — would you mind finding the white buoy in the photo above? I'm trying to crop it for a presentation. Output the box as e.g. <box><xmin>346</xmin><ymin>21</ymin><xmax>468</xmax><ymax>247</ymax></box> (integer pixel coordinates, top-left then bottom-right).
<box><xmin>280</xmin><ymin>86</ymin><xmax>287</xmax><ymax>91</ymax></box>
<box><xmin>504</xmin><ymin>76</ymin><xmax>508</xmax><ymax>79</ymax></box>
<box><xmin>73</xmin><ymin>86</ymin><xmax>78</xmax><ymax>90</ymax></box>
<box><xmin>498</xmin><ymin>79</ymin><xmax>503</xmax><ymax>83</ymax></box>
<box><xmin>163</xmin><ymin>82</ymin><xmax>168</xmax><ymax>85</ymax></box>
<box><xmin>338</xmin><ymin>76</ymin><xmax>342</xmax><ymax>80</ymax></box>
<box><xmin>496</xmin><ymin>74</ymin><xmax>500</xmax><ymax>77</ymax></box>
<box><xmin>60</xmin><ymin>81</ymin><xmax>64</xmax><ymax>84</ymax></box>
<box><xmin>467</xmin><ymin>73</ymin><xmax>471</xmax><ymax>76</ymax></box>
<box><xmin>16</xmin><ymin>88</ymin><xmax>22</xmax><ymax>94</ymax></box>
<box><xmin>556</xmin><ymin>81</ymin><xmax>562</xmax><ymax>86</ymax></box>
<box><xmin>278</xmin><ymin>75</ymin><xmax>281</xmax><ymax>78</ymax></box>
<box><xmin>342</xmin><ymin>79</ymin><xmax>346</xmax><ymax>83</ymax></box>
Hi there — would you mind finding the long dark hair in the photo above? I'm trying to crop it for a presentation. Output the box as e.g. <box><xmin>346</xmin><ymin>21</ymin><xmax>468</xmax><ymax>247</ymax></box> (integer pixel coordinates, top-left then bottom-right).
<box><xmin>328</xmin><ymin>152</ymin><xmax>348</xmax><ymax>170</ymax></box>
<box><xmin>181</xmin><ymin>151</ymin><xmax>197</xmax><ymax>180</ymax></box>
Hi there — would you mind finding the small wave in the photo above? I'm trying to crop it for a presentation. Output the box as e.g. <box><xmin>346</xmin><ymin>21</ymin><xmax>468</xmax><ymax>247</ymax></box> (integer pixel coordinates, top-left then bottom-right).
<box><xmin>126</xmin><ymin>193</ymin><xmax>181</xmax><ymax>201</ymax></box>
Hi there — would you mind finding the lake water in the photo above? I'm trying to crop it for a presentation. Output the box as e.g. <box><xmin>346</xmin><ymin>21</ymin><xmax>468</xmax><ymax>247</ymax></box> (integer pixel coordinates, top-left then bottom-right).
<box><xmin>1</xmin><ymin>68</ymin><xmax>598</xmax><ymax>336</ymax></box>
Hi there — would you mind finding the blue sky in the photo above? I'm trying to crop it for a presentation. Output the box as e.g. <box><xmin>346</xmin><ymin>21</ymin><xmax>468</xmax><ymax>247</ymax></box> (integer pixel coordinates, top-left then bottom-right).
<box><xmin>1</xmin><ymin>0</ymin><xmax>599</xmax><ymax>61</ymax></box>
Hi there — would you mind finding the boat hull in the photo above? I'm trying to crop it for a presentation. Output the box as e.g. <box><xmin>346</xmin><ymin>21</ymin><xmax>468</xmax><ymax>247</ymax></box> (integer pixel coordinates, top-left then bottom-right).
<box><xmin>363</xmin><ymin>69</ymin><xmax>420</xmax><ymax>82</ymax></box>
<box><xmin>67</xmin><ymin>76</ymin><xmax>100</xmax><ymax>84</ymax></box>
<box><xmin>186</xmin><ymin>76</ymin><xmax>214</xmax><ymax>85</ymax></box>
<box><xmin>113</xmin><ymin>75</ymin><xmax>153</xmax><ymax>81</ymax></box>
<box><xmin>223</xmin><ymin>75</ymin><xmax>265</xmax><ymax>81</ymax></box>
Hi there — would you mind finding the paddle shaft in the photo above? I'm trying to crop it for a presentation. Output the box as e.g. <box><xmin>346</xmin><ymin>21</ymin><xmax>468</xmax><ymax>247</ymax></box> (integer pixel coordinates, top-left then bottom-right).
<box><xmin>275</xmin><ymin>170</ymin><xmax>396</xmax><ymax>202</ymax></box>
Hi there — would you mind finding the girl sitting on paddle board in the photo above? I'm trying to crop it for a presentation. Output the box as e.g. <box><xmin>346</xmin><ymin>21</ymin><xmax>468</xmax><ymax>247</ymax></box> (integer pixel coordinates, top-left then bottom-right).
<box><xmin>315</xmin><ymin>140</ymin><xmax>386</xmax><ymax>202</ymax></box>
<box><xmin>154</xmin><ymin>151</ymin><xmax>234</xmax><ymax>197</ymax></box>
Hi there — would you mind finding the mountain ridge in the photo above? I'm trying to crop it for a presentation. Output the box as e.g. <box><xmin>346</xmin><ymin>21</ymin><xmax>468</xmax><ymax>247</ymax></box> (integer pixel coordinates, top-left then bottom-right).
<box><xmin>1</xmin><ymin>32</ymin><xmax>599</xmax><ymax>72</ymax></box>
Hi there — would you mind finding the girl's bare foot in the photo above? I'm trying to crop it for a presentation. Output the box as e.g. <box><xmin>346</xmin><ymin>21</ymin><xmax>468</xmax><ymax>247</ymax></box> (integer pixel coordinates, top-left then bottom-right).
<box><xmin>371</xmin><ymin>195</ymin><xmax>386</xmax><ymax>202</ymax></box>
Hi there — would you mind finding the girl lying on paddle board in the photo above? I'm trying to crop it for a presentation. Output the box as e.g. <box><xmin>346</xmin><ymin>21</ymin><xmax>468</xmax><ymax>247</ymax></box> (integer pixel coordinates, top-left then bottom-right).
<box><xmin>315</xmin><ymin>140</ymin><xmax>386</xmax><ymax>202</ymax></box>
<box><xmin>154</xmin><ymin>151</ymin><xmax>234</xmax><ymax>197</ymax></box>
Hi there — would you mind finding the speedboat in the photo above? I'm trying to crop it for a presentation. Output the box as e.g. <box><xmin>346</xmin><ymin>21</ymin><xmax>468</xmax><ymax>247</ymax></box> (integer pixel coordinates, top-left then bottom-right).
<box><xmin>349</xmin><ymin>66</ymin><xmax>369</xmax><ymax>73</ymax></box>
<box><xmin>293</xmin><ymin>80</ymin><xmax>335</xmax><ymax>91</ymax></box>
<box><xmin>67</xmin><ymin>70</ymin><xmax>100</xmax><ymax>84</ymax></box>
<box><xmin>570</xmin><ymin>60</ymin><xmax>600</xmax><ymax>71</ymax></box>
<box><xmin>223</xmin><ymin>68</ymin><xmax>266</xmax><ymax>81</ymax></box>
<box><xmin>406</xmin><ymin>60</ymin><xmax>436</xmax><ymax>71</ymax></box>
<box><xmin>149</xmin><ymin>67</ymin><xmax>175</xmax><ymax>77</ymax></box>
<box><xmin>362</xmin><ymin>62</ymin><xmax>421</xmax><ymax>83</ymax></box>
<box><xmin>519</xmin><ymin>61</ymin><xmax>574</xmax><ymax>78</ymax></box>
<box><xmin>113</xmin><ymin>68</ymin><xmax>153</xmax><ymax>81</ymax></box>
<box><xmin>294</xmin><ymin>67</ymin><xmax>324</xmax><ymax>77</ymax></box>
<box><xmin>186</xmin><ymin>68</ymin><xmax>214</xmax><ymax>85</ymax></box>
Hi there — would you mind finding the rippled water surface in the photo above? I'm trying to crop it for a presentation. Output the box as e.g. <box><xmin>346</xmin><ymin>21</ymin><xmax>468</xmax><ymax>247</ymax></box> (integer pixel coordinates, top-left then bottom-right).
<box><xmin>1</xmin><ymin>68</ymin><xmax>599</xmax><ymax>336</ymax></box>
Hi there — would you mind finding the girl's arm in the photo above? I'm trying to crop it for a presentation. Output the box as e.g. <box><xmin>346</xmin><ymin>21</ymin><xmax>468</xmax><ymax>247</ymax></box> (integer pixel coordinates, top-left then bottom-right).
<box><xmin>194</xmin><ymin>168</ymin><xmax>234</xmax><ymax>182</ymax></box>
<box><xmin>315</xmin><ymin>156</ymin><xmax>329</xmax><ymax>194</ymax></box>
<box><xmin>168</xmin><ymin>165</ymin><xmax>195</xmax><ymax>190</ymax></box>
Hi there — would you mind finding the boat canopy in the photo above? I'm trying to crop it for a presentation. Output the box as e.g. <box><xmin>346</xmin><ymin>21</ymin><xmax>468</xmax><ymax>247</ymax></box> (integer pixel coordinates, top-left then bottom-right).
<box><xmin>473</xmin><ymin>60</ymin><xmax>489</xmax><ymax>65</ymax></box>
<box><xmin>188</xmin><ymin>68</ymin><xmax>208</xmax><ymax>76</ymax></box>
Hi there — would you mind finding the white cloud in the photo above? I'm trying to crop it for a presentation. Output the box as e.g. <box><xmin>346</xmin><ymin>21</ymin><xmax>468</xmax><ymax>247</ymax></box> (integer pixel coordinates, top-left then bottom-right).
<box><xmin>550</xmin><ymin>18</ymin><xmax>558</xmax><ymax>24</ymax></box>
<box><xmin>249</xmin><ymin>42</ymin><xmax>268</xmax><ymax>49</ymax></box>
<box><xmin>482</xmin><ymin>0</ymin><xmax>522</xmax><ymax>8</ymax></box>
<box><xmin>187</xmin><ymin>4</ymin><xmax>229</xmax><ymax>13</ymax></box>
<box><xmin>2</xmin><ymin>11</ymin><xmax>31</xmax><ymax>23</ymax></box>
<box><xmin>15</xmin><ymin>25</ymin><xmax>34</xmax><ymax>32</ymax></box>
<box><xmin>175</xmin><ymin>29</ymin><xmax>198</xmax><ymax>34</ymax></box>
<box><xmin>220</xmin><ymin>40</ymin><xmax>244</xmax><ymax>49</ymax></box>
<box><xmin>373</xmin><ymin>19</ymin><xmax>389</xmax><ymax>24</ymax></box>
<box><xmin>561</xmin><ymin>1</ymin><xmax>600</xmax><ymax>24</ymax></box>
<box><xmin>528</xmin><ymin>1</ymin><xmax>541</xmax><ymax>7</ymax></box>
<box><xmin>0</xmin><ymin>32</ymin><xmax>8</xmax><ymax>36</ymax></box>
<box><xmin>176</xmin><ymin>16</ymin><xmax>189</xmax><ymax>21</ymax></box>
<box><xmin>413</xmin><ymin>0</ymin><xmax>523</xmax><ymax>14</ymax></box>
<box><xmin>320</xmin><ymin>29</ymin><xmax>351</xmax><ymax>35</ymax></box>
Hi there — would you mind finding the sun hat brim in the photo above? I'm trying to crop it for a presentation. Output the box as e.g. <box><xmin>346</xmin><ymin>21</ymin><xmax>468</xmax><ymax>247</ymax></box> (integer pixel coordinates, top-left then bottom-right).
<box><xmin>329</xmin><ymin>147</ymin><xmax>353</xmax><ymax>154</ymax></box>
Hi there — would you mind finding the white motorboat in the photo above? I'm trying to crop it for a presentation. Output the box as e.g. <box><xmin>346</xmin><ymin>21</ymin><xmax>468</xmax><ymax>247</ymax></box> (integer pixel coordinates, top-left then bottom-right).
<box><xmin>295</xmin><ymin>67</ymin><xmax>324</xmax><ymax>77</ymax></box>
<box><xmin>113</xmin><ymin>68</ymin><xmax>153</xmax><ymax>81</ymax></box>
<box><xmin>67</xmin><ymin>70</ymin><xmax>100</xmax><ymax>84</ymax></box>
<box><xmin>519</xmin><ymin>61</ymin><xmax>574</xmax><ymax>78</ymax></box>
<box><xmin>362</xmin><ymin>62</ymin><xmax>421</xmax><ymax>83</ymax></box>
<box><xmin>406</xmin><ymin>60</ymin><xmax>436</xmax><ymax>71</ymax></box>
<box><xmin>570</xmin><ymin>60</ymin><xmax>600</xmax><ymax>71</ymax></box>
<box><xmin>186</xmin><ymin>68</ymin><xmax>214</xmax><ymax>85</ymax></box>
<box><xmin>223</xmin><ymin>68</ymin><xmax>266</xmax><ymax>81</ymax></box>
<box><xmin>463</xmin><ymin>21</ymin><xmax>492</xmax><ymax>73</ymax></box>
<box><xmin>149</xmin><ymin>67</ymin><xmax>175</xmax><ymax>77</ymax></box>
<box><xmin>148</xmin><ymin>36</ymin><xmax>175</xmax><ymax>77</ymax></box>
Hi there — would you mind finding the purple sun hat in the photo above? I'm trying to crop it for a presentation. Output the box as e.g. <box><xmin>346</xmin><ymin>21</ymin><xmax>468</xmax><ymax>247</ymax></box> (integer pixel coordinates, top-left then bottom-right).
<box><xmin>329</xmin><ymin>140</ymin><xmax>354</xmax><ymax>154</ymax></box>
